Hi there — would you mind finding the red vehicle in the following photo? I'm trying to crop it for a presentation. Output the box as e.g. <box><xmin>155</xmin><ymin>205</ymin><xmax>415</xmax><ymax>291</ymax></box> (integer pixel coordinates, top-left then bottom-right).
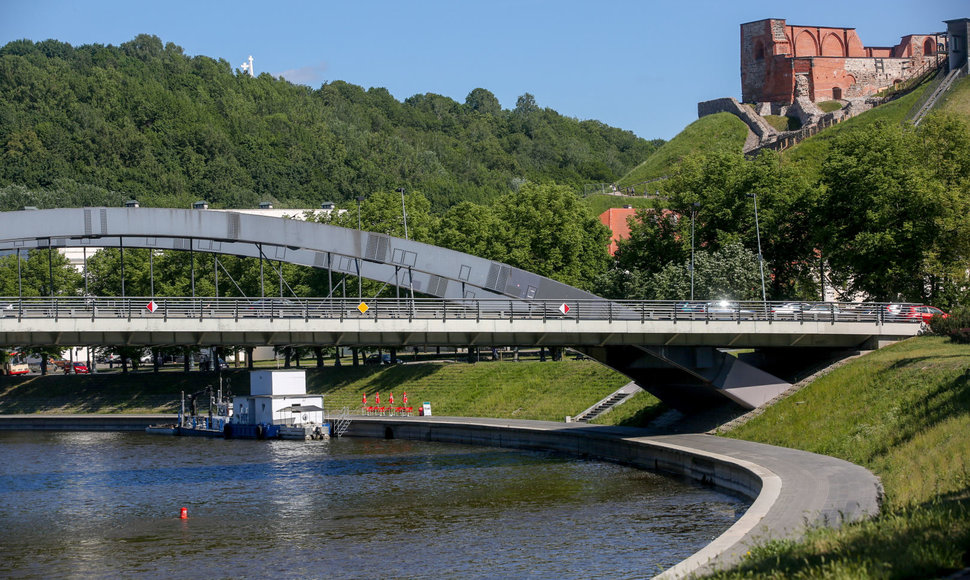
<box><xmin>67</xmin><ymin>362</ymin><xmax>89</xmax><ymax>374</ymax></box>
<box><xmin>886</xmin><ymin>304</ymin><xmax>948</xmax><ymax>324</ymax></box>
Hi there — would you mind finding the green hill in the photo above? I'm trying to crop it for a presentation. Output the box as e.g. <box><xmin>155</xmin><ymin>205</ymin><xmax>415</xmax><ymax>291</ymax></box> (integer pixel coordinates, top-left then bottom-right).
<box><xmin>0</xmin><ymin>358</ymin><xmax>650</xmax><ymax>423</ymax></box>
<box><xmin>940</xmin><ymin>74</ymin><xmax>970</xmax><ymax>117</ymax></box>
<box><xmin>617</xmin><ymin>112</ymin><xmax>749</xmax><ymax>190</ymax></box>
<box><xmin>0</xmin><ymin>35</ymin><xmax>662</xmax><ymax>211</ymax></box>
<box><xmin>712</xmin><ymin>336</ymin><xmax>970</xmax><ymax>578</ymax></box>
<box><xmin>780</xmin><ymin>82</ymin><xmax>931</xmax><ymax>181</ymax></box>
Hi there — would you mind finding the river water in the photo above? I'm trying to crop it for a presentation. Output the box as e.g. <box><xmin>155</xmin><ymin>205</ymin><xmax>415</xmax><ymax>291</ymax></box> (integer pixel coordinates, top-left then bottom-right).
<box><xmin>0</xmin><ymin>432</ymin><xmax>747</xmax><ymax>578</ymax></box>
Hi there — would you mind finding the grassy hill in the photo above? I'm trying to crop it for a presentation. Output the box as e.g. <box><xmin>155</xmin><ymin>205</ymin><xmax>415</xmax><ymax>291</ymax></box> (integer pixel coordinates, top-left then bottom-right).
<box><xmin>617</xmin><ymin>112</ymin><xmax>749</xmax><ymax>190</ymax></box>
<box><xmin>0</xmin><ymin>358</ymin><xmax>649</xmax><ymax>423</ymax></box>
<box><xmin>583</xmin><ymin>193</ymin><xmax>657</xmax><ymax>218</ymax></box>
<box><xmin>940</xmin><ymin>75</ymin><xmax>970</xmax><ymax>117</ymax></box>
<box><xmin>780</xmin><ymin>83</ymin><xmax>930</xmax><ymax>181</ymax></box>
<box><xmin>712</xmin><ymin>336</ymin><xmax>970</xmax><ymax>578</ymax></box>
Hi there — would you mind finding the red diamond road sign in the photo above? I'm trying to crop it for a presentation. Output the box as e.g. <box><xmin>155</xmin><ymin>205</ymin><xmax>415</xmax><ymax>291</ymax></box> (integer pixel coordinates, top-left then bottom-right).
<box><xmin>559</xmin><ymin>303</ymin><xmax>569</xmax><ymax>315</ymax></box>
<box><xmin>146</xmin><ymin>300</ymin><xmax>157</xmax><ymax>313</ymax></box>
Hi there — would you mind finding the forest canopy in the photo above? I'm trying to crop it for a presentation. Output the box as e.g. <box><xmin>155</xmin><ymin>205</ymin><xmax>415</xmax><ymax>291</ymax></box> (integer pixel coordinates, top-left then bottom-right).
<box><xmin>0</xmin><ymin>35</ymin><xmax>662</xmax><ymax>210</ymax></box>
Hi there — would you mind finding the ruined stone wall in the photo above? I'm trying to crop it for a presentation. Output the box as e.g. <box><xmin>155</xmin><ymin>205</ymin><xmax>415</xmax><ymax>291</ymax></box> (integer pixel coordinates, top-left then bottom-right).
<box><xmin>741</xmin><ymin>17</ymin><xmax>947</xmax><ymax>104</ymax></box>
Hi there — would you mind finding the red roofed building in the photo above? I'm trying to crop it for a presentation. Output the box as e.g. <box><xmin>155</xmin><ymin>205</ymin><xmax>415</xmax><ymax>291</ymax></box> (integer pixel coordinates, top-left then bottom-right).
<box><xmin>599</xmin><ymin>206</ymin><xmax>638</xmax><ymax>256</ymax></box>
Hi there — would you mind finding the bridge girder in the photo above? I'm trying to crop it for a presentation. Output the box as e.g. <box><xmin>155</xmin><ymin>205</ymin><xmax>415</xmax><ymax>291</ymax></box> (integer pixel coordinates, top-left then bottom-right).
<box><xmin>0</xmin><ymin>208</ymin><xmax>599</xmax><ymax>304</ymax></box>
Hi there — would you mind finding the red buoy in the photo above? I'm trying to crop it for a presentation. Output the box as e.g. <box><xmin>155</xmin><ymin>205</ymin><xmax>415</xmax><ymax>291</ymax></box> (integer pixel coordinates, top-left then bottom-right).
<box><xmin>179</xmin><ymin>507</ymin><xmax>188</xmax><ymax>519</ymax></box>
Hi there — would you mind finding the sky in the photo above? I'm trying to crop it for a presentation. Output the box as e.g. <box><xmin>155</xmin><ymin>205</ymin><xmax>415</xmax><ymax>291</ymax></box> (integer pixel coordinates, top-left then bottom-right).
<box><xmin>0</xmin><ymin>0</ymin><xmax>965</xmax><ymax>140</ymax></box>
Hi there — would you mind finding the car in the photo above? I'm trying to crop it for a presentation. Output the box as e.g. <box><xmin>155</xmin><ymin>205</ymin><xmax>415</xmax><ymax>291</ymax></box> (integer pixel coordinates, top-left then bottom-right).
<box><xmin>249</xmin><ymin>298</ymin><xmax>298</xmax><ymax>317</ymax></box>
<box><xmin>886</xmin><ymin>304</ymin><xmax>946</xmax><ymax>323</ymax></box>
<box><xmin>364</xmin><ymin>354</ymin><xmax>402</xmax><ymax>366</ymax></box>
<box><xmin>911</xmin><ymin>305</ymin><xmax>948</xmax><ymax>324</ymax></box>
<box><xmin>67</xmin><ymin>362</ymin><xmax>89</xmax><ymax>374</ymax></box>
<box><xmin>771</xmin><ymin>302</ymin><xmax>807</xmax><ymax>316</ymax></box>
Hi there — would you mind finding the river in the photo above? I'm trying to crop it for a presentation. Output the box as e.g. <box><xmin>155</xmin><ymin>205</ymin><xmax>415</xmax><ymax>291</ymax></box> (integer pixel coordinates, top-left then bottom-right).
<box><xmin>0</xmin><ymin>431</ymin><xmax>747</xmax><ymax>578</ymax></box>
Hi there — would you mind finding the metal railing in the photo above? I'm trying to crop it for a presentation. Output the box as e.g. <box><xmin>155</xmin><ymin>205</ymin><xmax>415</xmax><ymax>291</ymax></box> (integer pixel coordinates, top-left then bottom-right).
<box><xmin>0</xmin><ymin>297</ymin><xmax>922</xmax><ymax>325</ymax></box>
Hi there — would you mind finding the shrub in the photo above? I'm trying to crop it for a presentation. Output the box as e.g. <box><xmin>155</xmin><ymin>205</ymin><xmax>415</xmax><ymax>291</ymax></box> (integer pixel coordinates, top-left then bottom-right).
<box><xmin>929</xmin><ymin>305</ymin><xmax>970</xmax><ymax>343</ymax></box>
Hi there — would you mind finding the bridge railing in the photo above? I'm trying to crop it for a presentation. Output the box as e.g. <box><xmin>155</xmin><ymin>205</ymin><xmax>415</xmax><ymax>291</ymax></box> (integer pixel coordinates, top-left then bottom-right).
<box><xmin>0</xmin><ymin>297</ymin><xmax>920</xmax><ymax>325</ymax></box>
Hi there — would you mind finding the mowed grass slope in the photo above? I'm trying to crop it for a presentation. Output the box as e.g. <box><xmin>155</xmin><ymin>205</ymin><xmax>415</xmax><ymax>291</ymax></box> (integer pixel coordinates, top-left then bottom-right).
<box><xmin>940</xmin><ymin>75</ymin><xmax>970</xmax><ymax>117</ymax></box>
<box><xmin>618</xmin><ymin>112</ymin><xmax>749</xmax><ymax>188</ymax></box>
<box><xmin>713</xmin><ymin>336</ymin><xmax>970</xmax><ymax>578</ymax></box>
<box><xmin>0</xmin><ymin>359</ymin><xmax>647</xmax><ymax>423</ymax></box>
<box><xmin>781</xmin><ymin>82</ymin><xmax>930</xmax><ymax>181</ymax></box>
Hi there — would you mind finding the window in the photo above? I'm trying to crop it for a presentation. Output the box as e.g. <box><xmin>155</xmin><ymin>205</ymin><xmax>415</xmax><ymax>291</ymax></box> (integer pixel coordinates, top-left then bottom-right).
<box><xmin>754</xmin><ymin>40</ymin><xmax>765</xmax><ymax>61</ymax></box>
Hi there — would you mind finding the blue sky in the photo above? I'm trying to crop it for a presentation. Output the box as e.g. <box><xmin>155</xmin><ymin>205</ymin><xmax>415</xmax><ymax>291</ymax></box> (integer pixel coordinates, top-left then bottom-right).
<box><xmin>0</xmin><ymin>0</ymin><xmax>964</xmax><ymax>140</ymax></box>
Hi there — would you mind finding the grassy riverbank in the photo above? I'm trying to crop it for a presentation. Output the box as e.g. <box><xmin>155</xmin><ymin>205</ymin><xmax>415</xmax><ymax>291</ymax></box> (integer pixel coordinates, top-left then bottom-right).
<box><xmin>713</xmin><ymin>336</ymin><xmax>970</xmax><ymax>578</ymax></box>
<box><xmin>0</xmin><ymin>358</ymin><xmax>652</xmax><ymax>424</ymax></box>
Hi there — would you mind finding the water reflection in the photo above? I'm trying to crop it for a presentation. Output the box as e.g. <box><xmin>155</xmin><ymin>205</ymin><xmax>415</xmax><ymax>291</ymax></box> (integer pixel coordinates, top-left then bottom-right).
<box><xmin>0</xmin><ymin>432</ymin><xmax>746</xmax><ymax>578</ymax></box>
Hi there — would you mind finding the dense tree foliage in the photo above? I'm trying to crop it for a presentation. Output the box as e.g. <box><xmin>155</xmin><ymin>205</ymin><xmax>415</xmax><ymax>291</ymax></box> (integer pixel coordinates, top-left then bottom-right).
<box><xmin>599</xmin><ymin>114</ymin><xmax>970</xmax><ymax>307</ymax></box>
<box><xmin>0</xmin><ymin>35</ymin><xmax>661</xmax><ymax>211</ymax></box>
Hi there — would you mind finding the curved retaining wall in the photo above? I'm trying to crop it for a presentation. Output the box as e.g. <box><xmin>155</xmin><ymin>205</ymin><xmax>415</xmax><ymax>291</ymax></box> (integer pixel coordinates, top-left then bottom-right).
<box><xmin>0</xmin><ymin>414</ymin><xmax>882</xmax><ymax>578</ymax></box>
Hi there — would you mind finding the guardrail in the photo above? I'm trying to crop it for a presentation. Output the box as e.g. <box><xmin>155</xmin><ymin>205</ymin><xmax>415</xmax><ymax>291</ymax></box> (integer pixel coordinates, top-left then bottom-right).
<box><xmin>0</xmin><ymin>297</ymin><xmax>922</xmax><ymax>325</ymax></box>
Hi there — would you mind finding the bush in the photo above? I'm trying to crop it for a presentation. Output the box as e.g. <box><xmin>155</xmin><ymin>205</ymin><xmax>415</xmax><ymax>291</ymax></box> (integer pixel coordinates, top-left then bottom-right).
<box><xmin>929</xmin><ymin>305</ymin><xmax>970</xmax><ymax>343</ymax></box>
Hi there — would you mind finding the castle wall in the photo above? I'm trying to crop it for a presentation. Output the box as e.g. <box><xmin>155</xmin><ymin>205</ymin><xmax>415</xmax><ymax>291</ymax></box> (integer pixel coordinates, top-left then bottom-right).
<box><xmin>742</xmin><ymin>18</ymin><xmax>945</xmax><ymax>104</ymax></box>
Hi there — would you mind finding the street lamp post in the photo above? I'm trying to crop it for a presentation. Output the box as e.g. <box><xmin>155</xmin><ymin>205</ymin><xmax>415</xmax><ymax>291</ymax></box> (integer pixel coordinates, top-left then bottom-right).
<box><xmin>395</xmin><ymin>187</ymin><xmax>408</xmax><ymax>240</ymax></box>
<box><xmin>690</xmin><ymin>202</ymin><xmax>699</xmax><ymax>301</ymax></box>
<box><xmin>356</xmin><ymin>195</ymin><xmax>365</xmax><ymax>299</ymax></box>
<box><xmin>747</xmin><ymin>193</ymin><xmax>767</xmax><ymax>303</ymax></box>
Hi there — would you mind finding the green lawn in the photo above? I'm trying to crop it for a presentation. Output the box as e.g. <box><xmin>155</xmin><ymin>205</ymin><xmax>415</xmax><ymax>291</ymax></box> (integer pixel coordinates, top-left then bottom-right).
<box><xmin>583</xmin><ymin>194</ymin><xmax>657</xmax><ymax>218</ymax></box>
<box><xmin>817</xmin><ymin>100</ymin><xmax>843</xmax><ymax>113</ymax></box>
<box><xmin>712</xmin><ymin>336</ymin><xmax>970</xmax><ymax>578</ymax></box>
<box><xmin>940</xmin><ymin>75</ymin><xmax>970</xmax><ymax>118</ymax></box>
<box><xmin>0</xmin><ymin>358</ymin><xmax>652</xmax><ymax>423</ymax></box>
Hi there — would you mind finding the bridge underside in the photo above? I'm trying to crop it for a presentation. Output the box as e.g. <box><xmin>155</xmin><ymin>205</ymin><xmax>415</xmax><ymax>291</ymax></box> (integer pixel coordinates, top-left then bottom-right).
<box><xmin>2</xmin><ymin>317</ymin><xmax>895</xmax><ymax>413</ymax></box>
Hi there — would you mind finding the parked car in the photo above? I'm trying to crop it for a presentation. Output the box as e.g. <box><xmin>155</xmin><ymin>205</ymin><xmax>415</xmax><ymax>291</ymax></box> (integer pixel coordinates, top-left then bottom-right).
<box><xmin>67</xmin><ymin>362</ymin><xmax>89</xmax><ymax>374</ymax></box>
<box><xmin>364</xmin><ymin>354</ymin><xmax>402</xmax><ymax>366</ymax></box>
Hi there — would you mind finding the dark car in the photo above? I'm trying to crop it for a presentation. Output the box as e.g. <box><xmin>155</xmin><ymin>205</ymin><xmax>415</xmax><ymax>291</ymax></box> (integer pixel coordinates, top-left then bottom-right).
<box><xmin>364</xmin><ymin>354</ymin><xmax>401</xmax><ymax>365</ymax></box>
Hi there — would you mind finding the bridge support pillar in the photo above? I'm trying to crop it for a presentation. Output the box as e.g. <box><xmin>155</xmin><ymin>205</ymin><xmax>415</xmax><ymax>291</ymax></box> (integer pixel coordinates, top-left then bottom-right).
<box><xmin>576</xmin><ymin>345</ymin><xmax>792</xmax><ymax>413</ymax></box>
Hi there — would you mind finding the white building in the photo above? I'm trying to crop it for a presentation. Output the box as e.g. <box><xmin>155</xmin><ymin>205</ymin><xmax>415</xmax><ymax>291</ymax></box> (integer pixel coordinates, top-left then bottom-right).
<box><xmin>232</xmin><ymin>370</ymin><xmax>324</xmax><ymax>427</ymax></box>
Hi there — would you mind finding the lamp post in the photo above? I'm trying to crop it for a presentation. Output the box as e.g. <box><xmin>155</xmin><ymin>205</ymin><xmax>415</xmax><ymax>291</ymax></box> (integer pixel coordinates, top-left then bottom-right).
<box><xmin>746</xmin><ymin>193</ymin><xmax>767</xmax><ymax>303</ymax></box>
<box><xmin>395</xmin><ymin>187</ymin><xmax>408</xmax><ymax>240</ymax></box>
<box><xmin>690</xmin><ymin>202</ymin><xmax>699</xmax><ymax>301</ymax></box>
<box><xmin>356</xmin><ymin>195</ymin><xmax>365</xmax><ymax>299</ymax></box>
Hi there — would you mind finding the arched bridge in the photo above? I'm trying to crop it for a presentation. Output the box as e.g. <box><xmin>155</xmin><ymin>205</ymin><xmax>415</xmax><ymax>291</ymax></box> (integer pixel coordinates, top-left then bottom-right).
<box><xmin>0</xmin><ymin>208</ymin><xmax>921</xmax><ymax>412</ymax></box>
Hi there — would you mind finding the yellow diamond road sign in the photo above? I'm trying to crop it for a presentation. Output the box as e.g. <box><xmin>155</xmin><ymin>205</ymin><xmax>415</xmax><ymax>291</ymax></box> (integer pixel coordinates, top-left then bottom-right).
<box><xmin>357</xmin><ymin>302</ymin><xmax>369</xmax><ymax>314</ymax></box>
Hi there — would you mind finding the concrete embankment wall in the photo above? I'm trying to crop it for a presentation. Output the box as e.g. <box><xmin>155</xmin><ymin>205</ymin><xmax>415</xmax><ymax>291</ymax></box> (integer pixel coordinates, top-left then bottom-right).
<box><xmin>0</xmin><ymin>414</ymin><xmax>175</xmax><ymax>431</ymax></box>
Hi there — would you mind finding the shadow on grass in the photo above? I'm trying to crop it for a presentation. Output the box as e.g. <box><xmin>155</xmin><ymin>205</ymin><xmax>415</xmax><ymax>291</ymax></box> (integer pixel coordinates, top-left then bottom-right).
<box><xmin>887</xmin><ymin>354</ymin><xmax>969</xmax><ymax>370</ymax></box>
<box><xmin>713</xmin><ymin>495</ymin><xmax>970</xmax><ymax>579</ymax></box>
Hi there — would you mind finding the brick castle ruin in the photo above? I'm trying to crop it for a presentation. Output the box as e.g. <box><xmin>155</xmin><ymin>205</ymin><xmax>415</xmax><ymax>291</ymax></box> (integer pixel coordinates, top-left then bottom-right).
<box><xmin>698</xmin><ymin>17</ymin><xmax>968</xmax><ymax>153</ymax></box>
<box><xmin>741</xmin><ymin>18</ymin><xmax>944</xmax><ymax>104</ymax></box>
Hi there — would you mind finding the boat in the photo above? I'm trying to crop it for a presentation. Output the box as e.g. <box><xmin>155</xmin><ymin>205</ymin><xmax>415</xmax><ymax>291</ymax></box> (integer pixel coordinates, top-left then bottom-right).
<box><xmin>144</xmin><ymin>424</ymin><xmax>178</xmax><ymax>435</ymax></box>
<box><xmin>145</xmin><ymin>370</ymin><xmax>333</xmax><ymax>440</ymax></box>
<box><xmin>176</xmin><ymin>384</ymin><xmax>232</xmax><ymax>437</ymax></box>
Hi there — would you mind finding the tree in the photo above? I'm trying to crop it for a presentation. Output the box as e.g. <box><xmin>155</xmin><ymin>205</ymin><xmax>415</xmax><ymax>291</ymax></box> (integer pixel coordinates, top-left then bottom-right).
<box><xmin>0</xmin><ymin>248</ymin><xmax>81</xmax><ymax>297</ymax></box>
<box><xmin>495</xmin><ymin>182</ymin><xmax>611</xmax><ymax>291</ymax></box>
<box><xmin>818</xmin><ymin>122</ymin><xmax>952</xmax><ymax>302</ymax></box>
<box><xmin>465</xmin><ymin>88</ymin><xmax>501</xmax><ymax>116</ymax></box>
<box><xmin>434</xmin><ymin>201</ymin><xmax>507</xmax><ymax>260</ymax></box>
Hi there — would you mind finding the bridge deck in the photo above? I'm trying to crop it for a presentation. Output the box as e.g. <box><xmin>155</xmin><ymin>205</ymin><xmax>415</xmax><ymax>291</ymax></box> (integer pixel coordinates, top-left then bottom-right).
<box><xmin>0</xmin><ymin>297</ymin><xmax>921</xmax><ymax>348</ymax></box>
